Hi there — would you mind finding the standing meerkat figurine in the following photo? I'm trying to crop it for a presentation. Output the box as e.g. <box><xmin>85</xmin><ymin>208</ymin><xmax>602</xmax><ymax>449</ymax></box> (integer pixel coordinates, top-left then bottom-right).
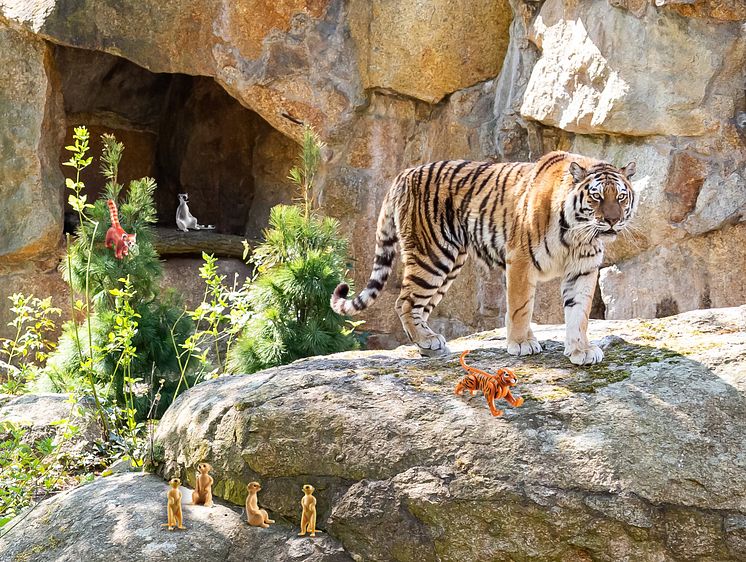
<box><xmin>191</xmin><ymin>462</ymin><xmax>214</xmax><ymax>507</ymax></box>
<box><xmin>245</xmin><ymin>481</ymin><xmax>275</xmax><ymax>528</ymax></box>
<box><xmin>162</xmin><ymin>478</ymin><xmax>186</xmax><ymax>531</ymax></box>
<box><xmin>298</xmin><ymin>484</ymin><xmax>318</xmax><ymax>537</ymax></box>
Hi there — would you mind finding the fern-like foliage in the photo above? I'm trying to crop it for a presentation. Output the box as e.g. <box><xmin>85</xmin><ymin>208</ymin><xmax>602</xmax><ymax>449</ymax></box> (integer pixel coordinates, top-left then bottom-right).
<box><xmin>227</xmin><ymin>205</ymin><xmax>358</xmax><ymax>374</ymax></box>
<box><xmin>60</xmin><ymin>176</ymin><xmax>161</xmax><ymax>310</ymax></box>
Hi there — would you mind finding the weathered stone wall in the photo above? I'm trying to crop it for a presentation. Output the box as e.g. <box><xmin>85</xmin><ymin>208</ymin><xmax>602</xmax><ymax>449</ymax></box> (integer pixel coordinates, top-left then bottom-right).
<box><xmin>0</xmin><ymin>1</ymin><xmax>744</xmax><ymax>345</ymax></box>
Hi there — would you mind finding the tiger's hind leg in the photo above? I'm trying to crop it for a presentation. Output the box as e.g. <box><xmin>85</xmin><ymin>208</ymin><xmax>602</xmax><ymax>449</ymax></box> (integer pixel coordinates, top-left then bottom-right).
<box><xmin>396</xmin><ymin>249</ymin><xmax>460</xmax><ymax>357</ymax></box>
<box><xmin>505</xmin><ymin>260</ymin><xmax>542</xmax><ymax>356</ymax></box>
<box><xmin>423</xmin><ymin>252</ymin><xmax>468</xmax><ymax>321</ymax></box>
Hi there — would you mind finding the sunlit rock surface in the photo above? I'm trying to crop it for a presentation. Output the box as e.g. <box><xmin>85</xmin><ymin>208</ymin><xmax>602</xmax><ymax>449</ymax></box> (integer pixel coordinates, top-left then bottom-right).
<box><xmin>149</xmin><ymin>307</ymin><xmax>746</xmax><ymax>561</ymax></box>
<box><xmin>1</xmin><ymin>0</ymin><xmax>744</xmax><ymax>343</ymax></box>
<box><xmin>0</xmin><ymin>393</ymin><xmax>103</xmax><ymax>460</ymax></box>
<box><xmin>0</xmin><ymin>472</ymin><xmax>352</xmax><ymax>562</ymax></box>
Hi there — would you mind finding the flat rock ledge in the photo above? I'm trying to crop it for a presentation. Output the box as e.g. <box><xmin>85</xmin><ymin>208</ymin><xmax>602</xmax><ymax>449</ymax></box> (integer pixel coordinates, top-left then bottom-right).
<box><xmin>2</xmin><ymin>307</ymin><xmax>745</xmax><ymax>561</ymax></box>
<box><xmin>0</xmin><ymin>472</ymin><xmax>351</xmax><ymax>562</ymax></box>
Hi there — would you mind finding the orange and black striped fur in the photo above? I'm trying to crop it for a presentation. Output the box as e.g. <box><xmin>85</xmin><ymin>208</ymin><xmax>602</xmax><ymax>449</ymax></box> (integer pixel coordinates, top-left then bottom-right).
<box><xmin>331</xmin><ymin>151</ymin><xmax>637</xmax><ymax>364</ymax></box>
<box><xmin>455</xmin><ymin>350</ymin><xmax>523</xmax><ymax>417</ymax></box>
<box><xmin>104</xmin><ymin>199</ymin><xmax>136</xmax><ymax>259</ymax></box>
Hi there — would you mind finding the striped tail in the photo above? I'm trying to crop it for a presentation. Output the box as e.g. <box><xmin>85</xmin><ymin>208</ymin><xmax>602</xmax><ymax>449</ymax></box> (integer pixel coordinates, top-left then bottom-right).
<box><xmin>459</xmin><ymin>350</ymin><xmax>472</xmax><ymax>371</ymax></box>
<box><xmin>106</xmin><ymin>199</ymin><xmax>120</xmax><ymax>229</ymax></box>
<box><xmin>331</xmin><ymin>191</ymin><xmax>398</xmax><ymax>316</ymax></box>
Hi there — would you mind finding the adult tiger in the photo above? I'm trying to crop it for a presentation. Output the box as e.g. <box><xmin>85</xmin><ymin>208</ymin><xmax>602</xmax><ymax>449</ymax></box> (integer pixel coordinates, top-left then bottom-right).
<box><xmin>330</xmin><ymin>151</ymin><xmax>637</xmax><ymax>365</ymax></box>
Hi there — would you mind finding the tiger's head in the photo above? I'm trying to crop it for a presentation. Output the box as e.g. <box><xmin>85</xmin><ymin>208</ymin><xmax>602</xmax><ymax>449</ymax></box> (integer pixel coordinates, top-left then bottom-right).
<box><xmin>568</xmin><ymin>160</ymin><xmax>637</xmax><ymax>238</ymax></box>
<box><xmin>496</xmin><ymin>368</ymin><xmax>518</xmax><ymax>387</ymax></box>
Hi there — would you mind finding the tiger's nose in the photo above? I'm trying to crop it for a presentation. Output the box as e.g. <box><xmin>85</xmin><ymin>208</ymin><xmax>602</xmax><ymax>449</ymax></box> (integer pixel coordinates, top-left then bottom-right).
<box><xmin>606</xmin><ymin>216</ymin><xmax>620</xmax><ymax>227</ymax></box>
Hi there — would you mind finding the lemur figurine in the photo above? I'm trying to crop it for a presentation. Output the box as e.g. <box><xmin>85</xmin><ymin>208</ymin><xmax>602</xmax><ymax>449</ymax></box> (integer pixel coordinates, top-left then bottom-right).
<box><xmin>176</xmin><ymin>193</ymin><xmax>215</xmax><ymax>232</ymax></box>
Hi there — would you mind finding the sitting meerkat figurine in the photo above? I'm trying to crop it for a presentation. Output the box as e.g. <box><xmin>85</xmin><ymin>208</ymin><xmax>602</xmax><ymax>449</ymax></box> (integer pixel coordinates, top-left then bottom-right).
<box><xmin>245</xmin><ymin>481</ymin><xmax>275</xmax><ymax>528</ymax></box>
<box><xmin>162</xmin><ymin>478</ymin><xmax>186</xmax><ymax>531</ymax></box>
<box><xmin>298</xmin><ymin>484</ymin><xmax>318</xmax><ymax>537</ymax></box>
<box><xmin>176</xmin><ymin>193</ymin><xmax>215</xmax><ymax>232</ymax></box>
<box><xmin>191</xmin><ymin>462</ymin><xmax>214</xmax><ymax>507</ymax></box>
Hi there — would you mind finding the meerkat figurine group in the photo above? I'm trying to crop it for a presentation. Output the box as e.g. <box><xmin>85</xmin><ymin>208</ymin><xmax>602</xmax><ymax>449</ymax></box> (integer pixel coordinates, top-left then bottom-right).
<box><xmin>162</xmin><ymin>463</ymin><xmax>214</xmax><ymax>532</ymax></box>
<box><xmin>163</xmin><ymin>466</ymin><xmax>320</xmax><ymax>537</ymax></box>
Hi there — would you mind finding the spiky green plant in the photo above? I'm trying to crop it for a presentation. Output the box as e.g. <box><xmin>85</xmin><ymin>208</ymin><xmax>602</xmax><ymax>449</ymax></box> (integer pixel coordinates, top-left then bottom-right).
<box><xmin>227</xmin><ymin>127</ymin><xmax>359</xmax><ymax>373</ymax></box>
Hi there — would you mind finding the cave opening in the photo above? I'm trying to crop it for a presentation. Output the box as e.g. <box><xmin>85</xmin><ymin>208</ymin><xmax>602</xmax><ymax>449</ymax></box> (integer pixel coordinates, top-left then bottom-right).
<box><xmin>54</xmin><ymin>45</ymin><xmax>297</xmax><ymax>250</ymax></box>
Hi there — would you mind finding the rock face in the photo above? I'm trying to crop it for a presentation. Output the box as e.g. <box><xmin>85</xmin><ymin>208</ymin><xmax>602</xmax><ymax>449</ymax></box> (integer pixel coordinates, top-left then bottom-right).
<box><xmin>521</xmin><ymin>1</ymin><xmax>737</xmax><ymax>137</ymax></box>
<box><xmin>1</xmin><ymin>0</ymin><xmax>745</xmax><ymax>344</ymax></box>
<box><xmin>0</xmin><ymin>472</ymin><xmax>352</xmax><ymax>562</ymax></box>
<box><xmin>0</xmin><ymin>393</ymin><xmax>102</xmax><ymax>455</ymax></box>
<box><xmin>151</xmin><ymin>307</ymin><xmax>746</xmax><ymax>561</ymax></box>
<box><xmin>0</xmin><ymin>26</ymin><xmax>64</xmax><ymax>264</ymax></box>
<box><xmin>348</xmin><ymin>0</ymin><xmax>512</xmax><ymax>103</ymax></box>
<box><xmin>600</xmin><ymin>222</ymin><xmax>746</xmax><ymax>319</ymax></box>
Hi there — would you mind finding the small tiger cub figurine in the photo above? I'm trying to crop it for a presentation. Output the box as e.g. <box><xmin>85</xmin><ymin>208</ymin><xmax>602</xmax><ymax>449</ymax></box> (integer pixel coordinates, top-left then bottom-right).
<box><xmin>455</xmin><ymin>350</ymin><xmax>524</xmax><ymax>417</ymax></box>
<box><xmin>105</xmin><ymin>199</ymin><xmax>136</xmax><ymax>259</ymax></box>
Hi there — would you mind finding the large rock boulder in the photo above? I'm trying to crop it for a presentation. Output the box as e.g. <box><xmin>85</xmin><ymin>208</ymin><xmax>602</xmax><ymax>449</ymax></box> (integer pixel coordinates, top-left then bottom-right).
<box><xmin>348</xmin><ymin>0</ymin><xmax>512</xmax><ymax>103</ymax></box>
<box><xmin>520</xmin><ymin>0</ymin><xmax>743</xmax><ymax>137</ymax></box>
<box><xmin>0</xmin><ymin>472</ymin><xmax>352</xmax><ymax>562</ymax></box>
<box><xmin>0</xmin><ymin>26</ymin><xmax>64</xmax><ymax>264</ymax></box>
<box><xmin>151</xmin><ymin>306</ymin><xmax>746</xmax><ymax>561</ymax></box>
<box><xmin>0</xmin><ymin>393</ymin><xmax>103</xmax><ymax>467</ymax></box>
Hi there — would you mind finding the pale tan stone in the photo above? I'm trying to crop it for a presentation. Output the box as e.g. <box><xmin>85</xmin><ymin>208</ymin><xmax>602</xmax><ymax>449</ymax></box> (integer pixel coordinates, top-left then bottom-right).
<box><xmin>349</xmin><ymin>0</ymin><xmax>512</xmax><ymax>103</ymax></box>
<box><xmin>600</xmin><ymin>223</ymin><xmax>746</xmax><ymax>320</ymax></box>
<box><xmin>521</xmin><ymin>0</ymin><xmax>743</xmax><ymax>136</ymax></box>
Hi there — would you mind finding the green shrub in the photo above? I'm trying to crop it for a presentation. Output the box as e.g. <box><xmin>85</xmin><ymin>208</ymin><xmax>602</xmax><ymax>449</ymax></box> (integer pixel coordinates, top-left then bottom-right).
<box><xmin>0</xmin><ymin>294</ymin><xmax>61</xmax><ymax>394</ymax></box>
<box><xmin>47</xmin><ymin>128</ymin><xmax>195</xmax><ymax>419</ymax></box>
<box><xmin>0</xmin><ymin>416</ymin><xmax>96</xmax><ymax>528</ymax></box>
<box><xmin>227</xmin><ymin>127</ymin><xmax>359</xmax><ymax>373</ymax></box>
<box><xmin>61</xmin><ymin>135</ymin><xmax>161</xmax><ymax>309</ymax></box>
<box><xmin>47</xmin><ymin>297</ymin><xmax>192</xmax><ymax>417</ymax></box>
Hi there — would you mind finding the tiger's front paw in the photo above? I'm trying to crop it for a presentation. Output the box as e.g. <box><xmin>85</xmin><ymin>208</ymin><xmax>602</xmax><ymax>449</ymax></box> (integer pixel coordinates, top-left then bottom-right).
<box><xmin>564</xmin><ymin>345</ymin><xmax>604</xmax><ymax>365</ymax></box>
<box><xmin>507</xmin><ymin>339</ymin><xmax>542</xmax><ymax>356</ymax></box>
<box><xmin>417</xmin><ymin>334</ymin><xmax>450</xmax><ymax>357</ymax></box>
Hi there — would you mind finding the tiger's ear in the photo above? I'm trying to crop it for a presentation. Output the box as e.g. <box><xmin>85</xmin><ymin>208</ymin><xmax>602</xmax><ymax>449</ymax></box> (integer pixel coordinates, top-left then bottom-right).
<box><xmin>568</xmin><ymin>162</ymin><xmax>587</xmax><ymax>183</ymax></box>
<box><xmin>621</xmin><ymin>162</ymin><xmax>636</xmax><ymax>179</ymax></box>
